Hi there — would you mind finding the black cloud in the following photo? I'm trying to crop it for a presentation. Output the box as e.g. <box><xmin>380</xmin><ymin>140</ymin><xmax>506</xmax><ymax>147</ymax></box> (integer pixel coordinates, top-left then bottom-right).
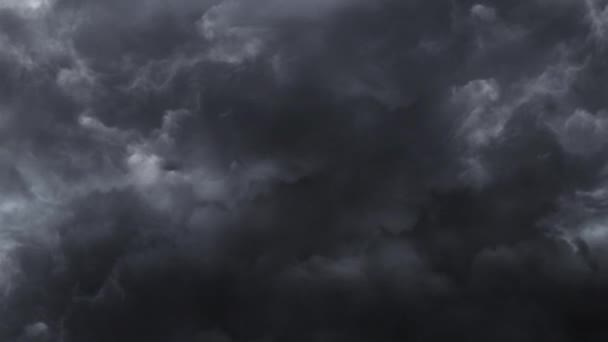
<box><xmin>1</xmin><ymin>0</ymin><xmax>608</xmax><ymax>341</ymax></box>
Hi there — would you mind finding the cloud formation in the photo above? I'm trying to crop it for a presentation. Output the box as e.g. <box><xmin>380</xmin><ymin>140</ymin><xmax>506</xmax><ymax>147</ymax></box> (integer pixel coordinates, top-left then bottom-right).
<box><xmin>2</xmin><ymin>0</ymin><xmax>608</xmax><ymax>341</ymax></box>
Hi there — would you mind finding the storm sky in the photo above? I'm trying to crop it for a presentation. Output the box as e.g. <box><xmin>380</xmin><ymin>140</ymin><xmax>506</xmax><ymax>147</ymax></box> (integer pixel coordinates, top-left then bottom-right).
<box><xmin>2</xmin><ymin>0</ymin><xmax>608</xmax><ymax>341</ymax></box>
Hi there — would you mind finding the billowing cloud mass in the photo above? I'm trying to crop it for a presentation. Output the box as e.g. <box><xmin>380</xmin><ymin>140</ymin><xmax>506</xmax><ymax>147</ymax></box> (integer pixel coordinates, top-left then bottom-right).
<box><xmin>3</xmin><ymin>0</ymin><xmax>608</xmax><ymax>341</ymax></box>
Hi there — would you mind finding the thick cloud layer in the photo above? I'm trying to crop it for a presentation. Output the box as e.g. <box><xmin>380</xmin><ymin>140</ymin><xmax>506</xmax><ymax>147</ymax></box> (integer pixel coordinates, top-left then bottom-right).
<box><xmin>2</xmin><ymin>0</ymin><xmax>608</xmax><ymax>341</ymax></box>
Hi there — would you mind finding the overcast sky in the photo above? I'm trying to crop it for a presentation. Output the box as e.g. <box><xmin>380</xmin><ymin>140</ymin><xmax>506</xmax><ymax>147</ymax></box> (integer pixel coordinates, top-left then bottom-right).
<box><xmin>2</xmin><ymin>0</ymin><xmax>608</xmax><ymax>341</ymax></box>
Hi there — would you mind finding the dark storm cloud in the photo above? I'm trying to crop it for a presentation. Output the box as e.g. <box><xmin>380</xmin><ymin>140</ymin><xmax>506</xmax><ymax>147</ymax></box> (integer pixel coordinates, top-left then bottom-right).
<box><xmin>3</xmin><ymin>0</ymin><xmax>608</xmax><ymax>341</ymax></box>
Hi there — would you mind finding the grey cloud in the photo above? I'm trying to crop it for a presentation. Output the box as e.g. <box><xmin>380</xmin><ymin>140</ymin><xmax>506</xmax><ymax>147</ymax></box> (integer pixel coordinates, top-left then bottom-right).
<box><xmin>471</xmin><ymin>4</ymin><xmax>497</xmax><ymax>22</ymax></box>
<box><xmin>4</xmin><ymin>1</ymin><xmax>608</xmax><ymax>341</ymax></box>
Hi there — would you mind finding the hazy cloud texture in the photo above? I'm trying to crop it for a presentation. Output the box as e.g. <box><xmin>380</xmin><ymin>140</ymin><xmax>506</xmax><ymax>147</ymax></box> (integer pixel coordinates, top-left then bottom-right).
<box><xmin>2</xmin><ymin>1</ymin><xmax>608</xmax><ymax>341</ymax></box>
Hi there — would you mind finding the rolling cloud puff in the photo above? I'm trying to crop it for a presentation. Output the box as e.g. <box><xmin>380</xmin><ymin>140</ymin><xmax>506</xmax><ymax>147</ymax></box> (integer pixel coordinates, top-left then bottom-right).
<box><xmin>1</xmin><ymin>1</ymin><xmax>608</xmax><ymax>341</ymax></box>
